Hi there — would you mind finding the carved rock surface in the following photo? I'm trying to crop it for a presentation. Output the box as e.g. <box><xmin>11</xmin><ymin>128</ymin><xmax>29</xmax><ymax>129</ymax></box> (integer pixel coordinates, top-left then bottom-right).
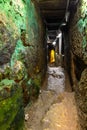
<box><xmin>69</xmin><ymin>1</ymin><xmax>87</xmax><ymax>129</ymax></box>
<box><xmin>0</xmin><ymin>0</ymin><xmax>46</xmax><ymax>129</ymax></box>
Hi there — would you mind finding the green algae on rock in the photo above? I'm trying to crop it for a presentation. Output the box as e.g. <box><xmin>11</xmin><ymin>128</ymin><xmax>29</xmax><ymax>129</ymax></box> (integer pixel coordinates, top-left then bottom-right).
<box><xmin>0</xmin><ymin>79</ymin><xmax>16</xmax><ymax>101</ymax></box>
<box><xmin>0</xmin><ymin>0</ymin><xmax>26</xmax><ymax>34</ymax></box>
<box><xmin>0</xmin><ymin>79</ymin><xmax>24</xmax><ymax>130</ymax></box>
<box><xmin>10</xmin><ymin>39</ymin><xmax>27</xmax><ymax>67</ymax></box>
<box><xmin>0</xmin><ymin>0</ymin><xmax>46</xmax><ymax>129</ymax></box>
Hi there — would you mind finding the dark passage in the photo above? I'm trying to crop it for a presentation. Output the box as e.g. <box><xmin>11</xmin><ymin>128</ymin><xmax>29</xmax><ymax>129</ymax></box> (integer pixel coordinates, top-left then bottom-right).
<box><xmin>0</xmin><ymin>0</ymin><xmax>87</xmax><ymax>130</ymax></box>
<box><xmin>24</xmin><ymin>1</ymin><xmax>81</xmax><ymax>130</ymax></box>
<box><xmin>25</xmin><ymin>1</ymin><xmax>87</xmax><ymax>130</ymax></box>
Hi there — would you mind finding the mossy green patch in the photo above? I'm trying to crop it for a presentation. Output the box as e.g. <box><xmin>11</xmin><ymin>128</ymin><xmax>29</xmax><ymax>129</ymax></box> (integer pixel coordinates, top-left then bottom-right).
<box><xmin>0</xmin><ymin>0</ymin><xmax>26</xmax><ymax>35</ymax></box>
<box><xmin>0</xmin><ymin>85</ymin><xmax>24</xmax><ymax>130</ymax></box>
<box><xmin>77</xmin><ymin>0</ymin><xmax>87</xmax><ymax>50</ymax></box>
<box><xmin>77</xmin><ymin>19</ymin><xmax>85</xmax><ymax>33</ymax></box>
<box><xmin>10</xmin><ymin>39</ymin><xmax>27</xmax><ymax>67</ymax></box>
<box><xmin>26</xmin><ymin>0</ymin><xmax>40</xmax><ymax>45</ymax></box>
<box><xmin>0</xmin><ymin>79</ymin><xmax>17</xmax><ymax>101</ymax></box>
<box><xmin>0</xmin><ymin>79</ymin><xmax>15</xmax><ymax>87</ymax></box>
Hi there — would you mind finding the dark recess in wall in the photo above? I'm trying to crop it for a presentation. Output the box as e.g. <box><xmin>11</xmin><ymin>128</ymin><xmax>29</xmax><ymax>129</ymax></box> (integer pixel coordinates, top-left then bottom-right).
<box><xmin>74</xmin><ymin>55</ymin><xmax>87</xmax><ymax>81</ymax></box>
<box><xmin>63</xmin><ymin>28</ymin><xmax>73</xmax><ymax>89</ymax></box>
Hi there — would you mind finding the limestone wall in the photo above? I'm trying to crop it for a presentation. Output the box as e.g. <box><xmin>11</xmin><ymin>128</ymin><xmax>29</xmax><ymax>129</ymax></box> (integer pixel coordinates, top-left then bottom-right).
<box><xmin>0</xmin><ymin>0</ymin><xmax>46</xmax><ymax>129</ymax></box>
<box><xmin>69</xmin><ymin>0</ymin><xmax>87</xmax><ymax>129</ymax></box>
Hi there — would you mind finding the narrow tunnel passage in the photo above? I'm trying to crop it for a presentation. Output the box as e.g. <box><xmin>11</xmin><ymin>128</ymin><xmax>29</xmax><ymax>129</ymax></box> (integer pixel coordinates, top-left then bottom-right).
<box><xmin>24</xmin><ymin>1</ymin><xmax>81</xmax><ymax>130</ymax></box>
<box><xmin>0</xmin><ymin>0</ymin><xmax>87</xmax><ymax>130</ymax></box>
<box><xmin>38</xmin><ymin>0</ymin><xmax>75</xmax><ymax>88</ymax></box>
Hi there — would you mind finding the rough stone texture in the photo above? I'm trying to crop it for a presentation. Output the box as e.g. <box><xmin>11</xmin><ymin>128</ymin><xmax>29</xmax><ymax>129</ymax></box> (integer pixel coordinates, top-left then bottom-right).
<box><xmin>26</xmin><ymin>0</ymin><xmax>46</xmax><ymax>76</ymax></box>
<box><xmin>0</xmin><ymin>79</ymin><xmax>24</xmax><ymax>130</ymax></box>
<box><xmin>69</xmin><ymin>0</ymin><xmax>87</xmax><ymax>64</ymax></box>
<box><xmin>69</xmin><ymin>0</ymin><xmax>87</xmax><ymax>129</ymax></box>
<box><xmin>76</xmin><ymin>69</ymin><xmax>87</xmax><ymax>130</ymax></box>
<box><xmin>0</xmin><ymin>0</ymin><xmax>46</xmax><ymax>129</ymax></box>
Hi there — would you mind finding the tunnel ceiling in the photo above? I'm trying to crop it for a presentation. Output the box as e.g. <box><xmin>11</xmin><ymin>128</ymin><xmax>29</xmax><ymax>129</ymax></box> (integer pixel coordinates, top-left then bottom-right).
<box><xmin>38</xmin><ymin>0</ymin><xmax>78</xmax><ymax>30</ymax></box>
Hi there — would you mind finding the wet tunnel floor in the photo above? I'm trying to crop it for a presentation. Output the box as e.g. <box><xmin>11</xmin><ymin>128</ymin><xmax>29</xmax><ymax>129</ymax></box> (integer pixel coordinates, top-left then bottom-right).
<box><xmin>24</xmin><ymin>66</ymin><xmax>80</xmax><ymax>130</ymax></box>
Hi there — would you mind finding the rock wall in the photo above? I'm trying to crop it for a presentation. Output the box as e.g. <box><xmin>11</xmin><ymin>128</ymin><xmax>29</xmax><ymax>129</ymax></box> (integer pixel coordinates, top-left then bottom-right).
<box><xmin>0</xmin><ymin>0</ymin><xmax>46</xmax><ymax>129</ymax></box>
<box><xmin>69</xmin><ymin>0</ymin><xmax>87</xmax><ymax>129</ymax></box>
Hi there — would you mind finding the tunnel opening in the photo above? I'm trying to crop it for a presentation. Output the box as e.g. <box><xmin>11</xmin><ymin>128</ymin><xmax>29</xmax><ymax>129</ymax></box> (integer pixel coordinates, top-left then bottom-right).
<box><xmin>25</xmin><ymin>1</ymin><xmax>81</xmax><ymax>129</ymax></box>
<box><xmin>38</xmin><ymin>0</ymin><xmax>79</xmax><ymax>88</ymax></box>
